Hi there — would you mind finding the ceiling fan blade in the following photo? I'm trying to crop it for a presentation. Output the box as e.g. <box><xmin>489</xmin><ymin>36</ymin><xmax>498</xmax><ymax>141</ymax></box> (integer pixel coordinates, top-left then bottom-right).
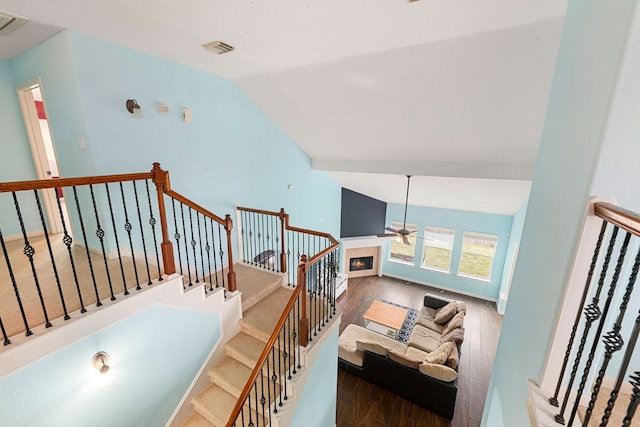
<box><xmin>377</xmin><ymin>233</ymin><xmax>398</xmax><ymax>238</ymax></box>
<box><xmin>385</xmin><ymin>227</ymin><xmax>400</xmax><ymax>233</ymax></box>
<box><xmin>402</xmin><ymin>235</ymin><xmax>411</xmax><ymax>245</ymax></box>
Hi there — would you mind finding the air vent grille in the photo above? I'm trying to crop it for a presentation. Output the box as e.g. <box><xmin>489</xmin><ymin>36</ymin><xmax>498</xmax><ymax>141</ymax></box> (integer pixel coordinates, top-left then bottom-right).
<box><xmin>202</xmin><ymin>40</ymin><xmax>234</xmax><ymax>55</ymax></box>
<box><xmin>0</xmin><ymin>11</ymin><xmax>28</xmax><ymax>36</ymax></box>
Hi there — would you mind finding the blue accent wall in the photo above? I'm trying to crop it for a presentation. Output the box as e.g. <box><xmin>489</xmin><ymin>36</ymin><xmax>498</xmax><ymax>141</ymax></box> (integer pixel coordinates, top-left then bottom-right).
<box><xmin>0</xmin><ymin>305</ymin><xmax>219</xmax><ymax>426</ymax></box>
<box><xmin>383</xmin><ymin>203</ymin><xmax>513</xmax><ymax>300</ymax></box>
<box><xmin>497</xmin><ymin>200</ymin><xmax>528</xmax><ymax>313</ymax></box>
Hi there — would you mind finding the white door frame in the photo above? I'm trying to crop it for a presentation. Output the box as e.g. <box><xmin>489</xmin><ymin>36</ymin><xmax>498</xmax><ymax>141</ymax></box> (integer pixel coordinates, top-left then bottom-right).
<box><xmin>16</xmin><ymin>77</ymin><xmax>64</xmax><ymax>235</ymax></box>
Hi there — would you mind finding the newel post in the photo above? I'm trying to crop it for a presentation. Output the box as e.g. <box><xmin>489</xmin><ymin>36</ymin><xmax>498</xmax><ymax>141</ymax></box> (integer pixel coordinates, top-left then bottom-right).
<box><xmin>279</xmin><ymin>208</ymin><xmax>288</xmax><ymax>274</ymax></box>
<box><xmin>151</xmin><ymin>163</ymin><xmax>176</xmax><ymax>276</ymax></box>
<box><xmin>298</xmin><ymin>254</ymin><xmax>309</xmax><ymax>347</ymax></box>
<box><xmin>225</xmin><ymin>214</ymin><xmax>237</xmax><ymax>292</ymax></box>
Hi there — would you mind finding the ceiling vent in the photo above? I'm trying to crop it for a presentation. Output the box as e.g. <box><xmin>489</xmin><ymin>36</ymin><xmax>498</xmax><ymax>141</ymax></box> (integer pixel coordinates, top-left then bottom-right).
<box><xmin>202</xmin><ymin>41</ymin><xmax>234</xmax><ymax>55</ymax></box>
<box><xmin>0</xmin><ymin>11</ymin><xmax>28</xmax><ymax>36</ymax></box>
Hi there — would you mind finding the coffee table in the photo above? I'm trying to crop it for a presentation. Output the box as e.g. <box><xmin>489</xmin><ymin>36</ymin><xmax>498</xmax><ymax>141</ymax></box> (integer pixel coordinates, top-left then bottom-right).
<box><xmin>363</xmin><ymin>300</ymin><xmax>408</xmax><ymax>339</ymax></box>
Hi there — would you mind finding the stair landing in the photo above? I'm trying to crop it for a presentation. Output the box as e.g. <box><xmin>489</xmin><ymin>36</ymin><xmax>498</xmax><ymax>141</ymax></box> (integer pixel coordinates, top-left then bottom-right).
<box><xmin>232</xmin><ymin>263</ymin><xmax>286</xmax><ymax>312</ymax></box>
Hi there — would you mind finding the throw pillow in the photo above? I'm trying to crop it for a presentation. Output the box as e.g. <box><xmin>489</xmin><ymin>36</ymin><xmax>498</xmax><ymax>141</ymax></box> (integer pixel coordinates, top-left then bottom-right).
<box><xmin>445</xmin><ymin>344</ymin><xmax>459</xmax><ymax>369</ymax></box>
<box><xmin>442</xmin><ymin>312</ymin><xmax>465</xmax><ymax>337</ymax></box>
<box><xmin>425</xmin><ymin>341</ymin><xmax>454</xmax><ymax>364</ymax></box>
<box><xmin>388</xmin><ymin>349</ymin><xmax>423</xmax><ymax>369</ymax></box>
<box><xmin>406</xmin><ymin>346</ymin><xmax>429</xmax><ymax>361</ymax></box>
<box><xmin>434</xmin><ymin>301</ymin><xmax>457</xmax><ymax>324</ymax></box>
<box><xmin>456</xmin><ymin>302</ymin><xmax>467</xmax><ymax>315</ymax></box>
<box><xmin>441</xmin><ymin>327</ymin><xmax>465</xmax><ymax>345</ymax></box>
<box><xmin>419</xmin><ymin>362</ymin><xmax>458</xmax><ymax>382</ymax></box>
<box><xmin>356</xmin><ymin>339</ymin><xmax>388</xmax><ymax>356</ymax></box>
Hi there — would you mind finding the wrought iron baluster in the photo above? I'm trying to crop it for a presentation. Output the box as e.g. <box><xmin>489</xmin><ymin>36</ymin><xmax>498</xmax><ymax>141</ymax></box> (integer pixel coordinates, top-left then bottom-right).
<box><xmin>296</xmin><ymin>295</ymin><xmax>302</xmax><ymax>370</ymax></box>
<box><xmin>271</xmin><ymin>347</ymin><xmax>278</xmax><ymax>414</ymax></box>
<box><xmin>132</xmin><ymin>181</ymin><xmax>152</xmax><ymax>285</ymax></box>
<box><xmin>196</xmin><ymin>212</ymin><xmax>206</xmax><ymax>288</ymax></box>
<box><xmin>280</xmin><ymin>332</ymin><xmax>288</xmax><ymax>403</ymax></box>
<box><xmin>72</xmin><ymin>187</ymin><xmax>101</xmax><ymax>306</ymax></box>
<box><xmin>13</xmin><ymin>192</ymin><xmax>52</xmax><ymax>327</ymax></box>
<box><xmin>33</xmin><ymin>190</ymin><xmax>70</xmax><ymax>319</ymax></box>
<box><xmin>105</xmin><ymin>183</ymin><xmax>128</xmax><ymax>295</ymax></box>
<box><xmin>0</xmin><ymin>315</ymin><xmax>9</xmax><ymax>345</ymax></box>
<box><xmin>555</xmin><ymin>224</ymin><xmax>620</xmax><ymax>424</ymax></box>
<box><xmin>623</xmin><ymin>372</ymin><xmax>640</xmax><ymax>426</ymax></box>
<box><xmin>55</xmin><ymin>189</ymin><xmax>85</xmax><ymax>312</ymax></box>
<box><xmin>266</xmin><ymin>357</ymin><xmax>273</xmax><ymax>426</ymax></box>
<box><xmin>0</xmin><ymin>227</ymin><xmax>32</xmax><ymax>336</ymax></box>
<box><xmin>187</xmin><ymin>207</ymin><xmax>199</xmax><ymax>284</ymax></box>
<box><xmin>144</xmin><ymin>180</ymin><xmax>163</xmax><ymax>281</ymax></box>
<box><xmin>240</xmin><ymin>211</ymin><xmax>246</xmax><ymax>263</ymax></box>
<box><xmin>90</xmin><ymin>184</ymin><xmax>116</xmax><ymax>301</ymax></box>
<box><xmin>171</xmin><ymin>198</ymin><xmax>184</xmax><ymax>286</ymax></box>
<box><xmin>567</xmin><ymin>231</ymin><xmax>632</xmax><ymax>426</ymax></box>
<box><xmin>251</xmin><ymin>212</ymin><xmax>256</xmax><ymax>266</ymax></box>
<box><xmin>179</xmin><ymin>202</ymin><xmax>193</xmax><ymax>286</ymax></box>
<box><xmin>217</xmin><ymin>222</ymin><xmax>226</xmax><ymax>289</ymax></box>
<box><xmin>287</xmin><ymin>312</ymin><xmax>292</xmax><ymax>380</ymax></box>
<box><xmin>259</xmin><ymin>368</ymin><xmax>266</xmax><ymax>426</ymax></box>
<box><xmin>203</xmin><ymin>216</ymin><xmax>213</xmax><ymax>292</ymax></box>
<box><xmin>259</xmin><ymin>213</ymin><xmax>264</xmax><ymax>268</ymax></box>
<box><xmin>119</xmin><ymin>182</ymin><xmax>141</xmax><ymax>291</ymax></box>
<box><xmin>209</xmin><ymin>218</ymin><xmax>220</xmax><ymax>288</ymax></box>
<box><xmin>583</xmin><ymin>246</ymin><xmax>640</xmax><ymax>425</ymax></box>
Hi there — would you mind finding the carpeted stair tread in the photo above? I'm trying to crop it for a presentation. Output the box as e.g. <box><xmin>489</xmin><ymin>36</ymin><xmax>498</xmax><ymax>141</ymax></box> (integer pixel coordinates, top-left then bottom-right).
<box><xmin>578</xmin><ymin>384</ymin><xmax>640</xmax><ymax>426</ymax></box>
<box><xmin>225</xmin><ymin>332</ymin><xmax>268</xmax><ymax>368</ymax></box>
<box><xmin>240</xmin><ymin>288</ymin><xmax>295</xmax><ymax>342</ymax></box>
<box><xmin>233</xmin><ymin>264</ymin><xmax>285</xmax><ymax>312</ymax></box>
<box><xmin>192</xmin><ymin>384</ymin><xmax>239</xmax><ymax>427</ymax></box>
<box><xmin>208</xmin><ymin>356</ymin><xmax>253</xmax><ymax>397</ymax></box>
<box><xmin>182</xmin><ymin>412</ymin><xmax>214</xmax><ymax>427</ymax></box>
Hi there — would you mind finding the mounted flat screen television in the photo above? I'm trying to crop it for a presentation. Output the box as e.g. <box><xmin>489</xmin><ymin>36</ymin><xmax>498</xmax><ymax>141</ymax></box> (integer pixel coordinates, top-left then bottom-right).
<box><xmin>340</xmin><ymin>188</ymin><xmax>387</xmax><ymax>238</ymax></box>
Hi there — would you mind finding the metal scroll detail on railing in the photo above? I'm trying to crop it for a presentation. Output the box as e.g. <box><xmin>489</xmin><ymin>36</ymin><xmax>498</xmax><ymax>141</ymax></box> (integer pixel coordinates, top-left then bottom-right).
<box><xmin>228</xmin><ymin>207</ymin><xmax>339</xmax><ymax>427</ymax></box>
<box><xmin>548</xmin><ymin>202</ymin><xmax>640</xmax><ymax>426</ymax></box>
<box><xmin>0</xmin><ymin>163</ymin><xmax>235</xmax><ymax>347</ymax></box>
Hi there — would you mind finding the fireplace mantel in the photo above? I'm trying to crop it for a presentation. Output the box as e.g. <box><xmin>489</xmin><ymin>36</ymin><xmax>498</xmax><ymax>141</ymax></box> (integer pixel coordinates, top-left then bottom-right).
<box><xmin>341</xmin><ymin>236</ymin><xmax>388</xmax><ymax>278</ymax></box>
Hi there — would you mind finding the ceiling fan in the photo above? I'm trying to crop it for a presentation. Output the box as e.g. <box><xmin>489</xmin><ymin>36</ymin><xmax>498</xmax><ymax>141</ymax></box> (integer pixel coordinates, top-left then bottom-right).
<box><xmin>377</xmin><ymin>175</ymin><xmax>420</xmax><ymax>245</ymax></box>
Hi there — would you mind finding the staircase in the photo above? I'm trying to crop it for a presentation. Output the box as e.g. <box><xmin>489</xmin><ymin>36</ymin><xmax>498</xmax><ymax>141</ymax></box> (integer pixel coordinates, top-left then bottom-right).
<box><xmin>182</xmin><ymin>267</ymin><xmax>295</xmax><ymax>427</ymax></box>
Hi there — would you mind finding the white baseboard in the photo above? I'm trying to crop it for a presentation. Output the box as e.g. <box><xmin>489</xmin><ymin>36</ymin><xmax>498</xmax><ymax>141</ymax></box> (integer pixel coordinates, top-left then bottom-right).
<box><xmin>382</xmin><ymin>272</ymin><xmax>498</xmax><ymax>303</ymax></box>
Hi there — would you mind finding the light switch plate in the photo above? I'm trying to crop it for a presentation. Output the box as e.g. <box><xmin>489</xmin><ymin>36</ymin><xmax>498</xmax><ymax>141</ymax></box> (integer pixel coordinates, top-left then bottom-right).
<box><xmin>158</xmin><ymin>103</ymin><xmax>169</xmax><ymax>114</ymax></box>
<box><xmin>182</xmin><ymin>108</ymin><xmax>192</xmax><ymax>123</ymax></box>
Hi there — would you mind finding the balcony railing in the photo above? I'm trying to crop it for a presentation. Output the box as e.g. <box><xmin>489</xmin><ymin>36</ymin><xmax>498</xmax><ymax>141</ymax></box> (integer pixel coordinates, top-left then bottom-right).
<box><xmin>548</xmin><ymin>202</ymin><xmax>640</xmax><ymax>426</ymax></box>
<box><xmin>0</xmin><ymin>163</ymin><xmax>235</xmax><ymax>347</ymax></box>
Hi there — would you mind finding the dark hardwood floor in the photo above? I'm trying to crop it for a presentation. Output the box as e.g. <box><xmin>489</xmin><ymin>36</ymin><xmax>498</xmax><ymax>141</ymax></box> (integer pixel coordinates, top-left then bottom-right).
<box><xmin>335</xmin><ymin>275</ymin><xmax>503</xmax><ymax>427</ymax></box>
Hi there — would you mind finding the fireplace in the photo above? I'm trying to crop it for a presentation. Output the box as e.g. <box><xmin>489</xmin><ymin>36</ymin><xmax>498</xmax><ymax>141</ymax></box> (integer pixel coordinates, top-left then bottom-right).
<box><xmin>350</xmin><ymin>256</ymin><xmax>374</xmax><ymax>272</ymax></box>
<box><xmin>342</xmin><ymin>237</ymin><xmax>385</xmax><ymax>278</ymax></box>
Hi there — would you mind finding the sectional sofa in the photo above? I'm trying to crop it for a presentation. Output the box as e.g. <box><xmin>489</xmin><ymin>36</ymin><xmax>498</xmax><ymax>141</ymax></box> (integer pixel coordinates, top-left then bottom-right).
<box><xmin>338</xmin><ymin>294</ymin><xmax>466</xmax><ymax>420</ymax></box>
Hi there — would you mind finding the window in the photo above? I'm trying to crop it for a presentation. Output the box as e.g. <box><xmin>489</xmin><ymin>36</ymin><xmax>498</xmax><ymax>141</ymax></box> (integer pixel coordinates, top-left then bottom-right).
<box><xmin>458</xmin><ymin>232</ymin><xmax>498</xmax><ymax>281</ymax></box>
<box><xmin>388</xmin><ymin>221</ymin><xmax>418</xmax><ymax>264</ymax></box>
<box><xmin>421</xmin><ymin>226</ymin><xmax>455</xmax><ymax>272</ymax></box>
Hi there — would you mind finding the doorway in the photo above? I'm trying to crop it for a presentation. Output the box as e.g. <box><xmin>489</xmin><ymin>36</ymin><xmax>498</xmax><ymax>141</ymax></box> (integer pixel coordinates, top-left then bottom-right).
<box><xmin>16</xmin><ymin>78</ymin><xmax>70</xmax><ymax>236</ymax></box>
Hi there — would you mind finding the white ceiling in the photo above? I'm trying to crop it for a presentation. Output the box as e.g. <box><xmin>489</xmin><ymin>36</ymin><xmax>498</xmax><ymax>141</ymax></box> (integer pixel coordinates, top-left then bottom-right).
<box><xmin>0</xmin><ymin>0</ymin><xmax>567</xmax><ymax>215</ymax></box>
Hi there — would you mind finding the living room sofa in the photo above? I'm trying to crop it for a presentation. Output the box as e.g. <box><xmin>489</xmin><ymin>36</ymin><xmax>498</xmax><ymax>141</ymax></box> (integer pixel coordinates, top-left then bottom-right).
<box><xmin>338</xmin><ymin>293</ymin><xmax>465</xmax><ymax>420</ymax></box>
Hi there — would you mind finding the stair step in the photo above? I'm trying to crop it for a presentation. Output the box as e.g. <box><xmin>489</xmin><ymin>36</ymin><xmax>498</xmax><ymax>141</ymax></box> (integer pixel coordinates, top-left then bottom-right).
<box><xmin>240</xmin><ymin>288</ymin><xmax>295</xmax><ymax>343</ymax></box>
<box><xmin>208</xmin><ymin>356</ymin><xmax>253</xmax><ymax>397</ymax></box>
<box><xmin>182</xmin><ymin>412</ymin><xmax>214</xmax><ymax>427</ymax></box>
<box><xmin>192</xmin><ymin>383</ymin><xmax>267</xmax><ymax>427</ymax></box>
<box><xmin>234</xmin><ymin>264</ymin><xmax>285</xmax><ymax>312</ymax></box>
<box><xmin>225</xmin><ymin>332</ymin><xmax>267</xmax><ymax>368</ymax></box>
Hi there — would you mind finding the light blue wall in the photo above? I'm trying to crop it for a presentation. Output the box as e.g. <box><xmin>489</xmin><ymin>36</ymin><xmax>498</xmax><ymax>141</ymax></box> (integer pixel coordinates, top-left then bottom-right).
<box><xmin>482</xmin><ymin>1</ymin><xmax>638</xmax><ymax>426</ymax></box>
<box><xmin>67</xmin><ymin>31</ymin><xmax>340</xmax><ymax>237</ymax></box>
<box><xmin>497</xmin><ymin>200</ymin><xmax>528</xmax><ymax>313</ymax></box>
<box><xmin>0</xmin><ymin>60</ymin><xmax>41</xmax><ymax>237</ymax></box>
<box><xmin>383</xmin><ymin>203</ymin><xmax>513</xmax><ymax>300</ymax></box>
<box><xmin>0</xmin><ymin>305</ymin><xmax>220</xmax><ymax>426</ymax></box>
<box><xmin>289</xmin><ymin>329</ymin><xmax>338</xmax><ymax>427</ymax></box>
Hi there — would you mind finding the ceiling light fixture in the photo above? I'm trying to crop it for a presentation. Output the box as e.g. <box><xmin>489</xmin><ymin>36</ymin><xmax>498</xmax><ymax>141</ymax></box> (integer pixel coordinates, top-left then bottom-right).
<box><xmin>0</xmin><ymin>11</ymin><xmax>28</xmax><ymax>36</ymax></box>
<box><xmin>92</xmin><ymin>351</ymin><xmax>110</xmax><ymax>374</ymax></box>
<box><xmin>125</xmin><ymin>99</ymin><xmax>143</xmax><ymax>118</ymax></box>
<box><xmin>202</xmin><ymin>40</ymin><xmax>234</xmax><ymax>55</ymax></box>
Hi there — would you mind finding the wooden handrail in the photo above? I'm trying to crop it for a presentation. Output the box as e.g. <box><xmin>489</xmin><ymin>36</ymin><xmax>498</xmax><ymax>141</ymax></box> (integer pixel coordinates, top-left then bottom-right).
<box><xmin>165</xmin><ymin>189</ymin><xmax>227</xmax><ymax>226</ymax></box>
<box><xmin>0</xmin><ymin>172</ymin><xmax>154</xmax><ymax>193</ymax></box>
<box><xmin>226</xmin><ymin>256</ymin><xmax>308</xmax><ymax>427</ymax></box>
<box><xmin>594</xmin><ymin>202</ymin><xmax>640</xmax><ymax>237</ymax></box>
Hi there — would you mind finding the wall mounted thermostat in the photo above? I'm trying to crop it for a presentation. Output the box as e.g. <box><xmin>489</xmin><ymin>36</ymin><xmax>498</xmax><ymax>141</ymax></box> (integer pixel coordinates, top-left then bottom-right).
<box><xmin>182</xmin><ymin>108</ymin><xmax>192</xmax><ymax>123</ymax></box>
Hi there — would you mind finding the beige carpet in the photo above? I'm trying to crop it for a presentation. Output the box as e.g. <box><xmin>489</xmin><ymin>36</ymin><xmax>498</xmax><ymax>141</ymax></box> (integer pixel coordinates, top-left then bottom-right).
<box><xmin>578</xmin><ymin>383</ymin><xmax>639</xmax><ymax>426</ymax></box>
<box><xmin>0</xmin><ymin>234</ymin><xmax>161</xmax><ymax>340</ymax></box>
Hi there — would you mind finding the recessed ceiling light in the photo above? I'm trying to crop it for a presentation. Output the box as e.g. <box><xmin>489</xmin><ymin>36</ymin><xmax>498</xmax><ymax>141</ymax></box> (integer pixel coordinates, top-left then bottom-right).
<box><xmin>202</xmin><ymin>41</ymin><xmax>234</xmax><ymax>55</ymax></box>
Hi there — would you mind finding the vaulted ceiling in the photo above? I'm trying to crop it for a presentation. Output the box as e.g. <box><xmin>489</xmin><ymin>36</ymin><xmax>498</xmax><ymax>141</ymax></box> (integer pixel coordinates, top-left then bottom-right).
<box><xmin>0</xmin><ymin>0</ymin><xmax>567</xmax><ymax>214</ymax></box>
